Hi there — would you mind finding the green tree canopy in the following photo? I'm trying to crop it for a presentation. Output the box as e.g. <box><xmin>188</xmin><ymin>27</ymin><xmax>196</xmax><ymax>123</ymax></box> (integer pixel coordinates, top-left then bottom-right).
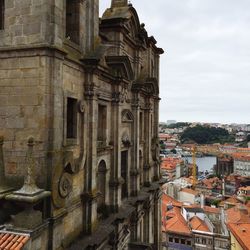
<box><xmin>180</xmin><ymin>125</ymin><xmax>233</xmax><ymax>144</ymax></box>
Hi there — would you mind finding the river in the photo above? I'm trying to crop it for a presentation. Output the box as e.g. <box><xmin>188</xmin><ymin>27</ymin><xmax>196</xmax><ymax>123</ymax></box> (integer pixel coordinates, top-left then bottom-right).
<box><xmin>186</xmin><ymin>156</ymin><xmax>216</xmax><ymax>173</ymax></box>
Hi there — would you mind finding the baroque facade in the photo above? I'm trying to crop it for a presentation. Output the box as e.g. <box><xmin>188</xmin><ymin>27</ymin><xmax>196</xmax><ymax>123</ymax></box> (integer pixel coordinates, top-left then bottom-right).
<box><xmin>0</xmin><ymin>0</ymin><xmax>163</xmax><ymax>249</ymax></box>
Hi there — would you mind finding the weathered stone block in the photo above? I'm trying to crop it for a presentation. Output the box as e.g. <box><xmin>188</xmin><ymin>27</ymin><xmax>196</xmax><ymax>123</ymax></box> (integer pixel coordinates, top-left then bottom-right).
<box><xmin>19</xmin><ymin>57</ymin><xmax>40</xmax><ymax>69</ymax></box>
<box><xmin>6</xmin><ymin>162</ymin><xmax>17</xmax><ymax>175</ymax></box>
<box><xmin>23</xmin><ymin>23</ymin><xmax>41</xmax><ymax>36</ymax></box>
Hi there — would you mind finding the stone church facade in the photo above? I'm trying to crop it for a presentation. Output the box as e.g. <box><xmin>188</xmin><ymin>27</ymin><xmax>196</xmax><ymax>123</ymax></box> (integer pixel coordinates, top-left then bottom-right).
<box><xmin>0</xmin><ymin>0</ymin><xmax>163</xmax><ymax>249</ymax></box>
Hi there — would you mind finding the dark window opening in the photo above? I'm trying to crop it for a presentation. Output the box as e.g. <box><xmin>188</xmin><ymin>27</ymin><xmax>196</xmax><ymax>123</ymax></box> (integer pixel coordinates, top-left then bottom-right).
<box><xmin>181</xmin><ymin>239</ymin><xmax>185</xmax><ymax>245</ymax></box>
<box><xmin>66</xmin><ymin>0</ymin><xmax>80</xmax><ymax>44</ymax></box>
<box><xmin>97</xmin><ymin>105</ymin><xmax>107</xmax><ymax>143</ymax></box>
<box><xmin>0</xmin><ymin>0</ymin><xmax>4</xmax><ymax>30</ymax></box>
<box><xmin>169</xmin><ymin>237</ymin><xmax>173</xmax><ymax>242</ymax></box>
<box><xmin>121</xmin><ymin>151</ymin><xmax>128</xmax><ymax>200</ymax></box>
<box><xmin>67</xmin><ymin>97</ymin><xmax>77</xmax><ymax>138</ymax></box>
<box><xmin>151</xmin><ymin>114</ymin><xmax>153</xmax><ymax>137</ymax></box>
<box><xmin>187</xmin><ymin>241</ymin><xmax>191</xmax><ymax>245</ymax></box>
<box><xmin>139</xmin><ymin>112</ymin><xmax>143</xmax><ymax>142</ymax></box>
<box><xmin>139</xmin><ymin>150</ymin><xmax>143</xmax><ymax>187</ymax></box>
<box><xmin>97</xmin><ymin>160</ymin><xmax>107</xmax><ymax>218</ymax></box>
<box><xmin>174</xmin><ymin>238</ymin><xmax>179</xmax><ymax>243</ymax></box>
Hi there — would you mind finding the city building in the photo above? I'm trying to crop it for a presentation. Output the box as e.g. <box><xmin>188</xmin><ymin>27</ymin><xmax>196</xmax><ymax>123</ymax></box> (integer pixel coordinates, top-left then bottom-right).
<box><xmin>233</xmin><ymin>153</ymin><xmax>250</xmax><ymax>176</ymax></box>
<box><xmin>162</xmin><ymin>195</ymin><xmax>230</xmax><ymax>250</ymax></box>
<box><xmin>226</xmin><ymin>204</ymin><xmax>250</xmax><ymax>250</ymax></box>
<box><xmin>214</xmin><ymin>154</ymin><xmax>234</xmax><ymax>177</ymax></box>
<box><xmin>0</xmin><ymin>0</ymin><xmax>163</xmax><ymax>249</ymax></box>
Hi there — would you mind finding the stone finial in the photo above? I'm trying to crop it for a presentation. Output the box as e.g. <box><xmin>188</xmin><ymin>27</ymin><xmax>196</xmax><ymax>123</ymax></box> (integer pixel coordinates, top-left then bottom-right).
<box><xmin>24</xmin><ymin>137</ymin><xmax>36</xmax><ymax>186</ymax></box>
<box><xmin>14</xmin><ymin>137</ymin><xmax>43</xmax><ymax>196</ymax></box>
<box><xmin>111</xmin><ymin>0</ymin><xmax>128</xmax><ymax>8</ymax></box>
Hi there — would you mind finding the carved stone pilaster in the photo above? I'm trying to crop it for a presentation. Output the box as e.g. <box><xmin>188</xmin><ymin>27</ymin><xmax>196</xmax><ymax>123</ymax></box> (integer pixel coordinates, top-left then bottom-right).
<box><xmin>84</xmin><ymin>85</ymin><xmax>95</xmax><ymax>99</ymax></box>
<box><xmin>112</xmin><ymin>91</ymin><xmax>121</xmax><ymax>104</ymax></box>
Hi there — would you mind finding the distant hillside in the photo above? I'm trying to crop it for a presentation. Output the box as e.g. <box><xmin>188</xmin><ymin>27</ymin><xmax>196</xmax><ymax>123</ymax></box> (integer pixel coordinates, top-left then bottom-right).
<box><xmin>180</xmin><ymin>125</ymin><xmax>234</xmax><ymax>144</ymax></box>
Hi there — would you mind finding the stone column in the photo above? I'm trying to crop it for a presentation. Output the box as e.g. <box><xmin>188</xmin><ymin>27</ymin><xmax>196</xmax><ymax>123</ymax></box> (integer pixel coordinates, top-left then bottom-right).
<box><xmin>109</xmin><ymin>86</ymin><xmax>122</xmax><ymax>211</ymax></box>
<box><xmin>154</xmin><ymin>190</ymin><xmax>162</xmax><ymax>250</ymax></box>
<box><xmin>131</xmin><ymin>95</ymin><xmax>140</xmax><ymax>196</ymax></box>
<box><xmin>82</xmin><ymin>71</ymin><xmax>98</xmax><ymax>234</ymax></box>
<box><xmin>143</xmin><ymin>99</ymin><xmax>151</xmax><ymax>186</ymax></box>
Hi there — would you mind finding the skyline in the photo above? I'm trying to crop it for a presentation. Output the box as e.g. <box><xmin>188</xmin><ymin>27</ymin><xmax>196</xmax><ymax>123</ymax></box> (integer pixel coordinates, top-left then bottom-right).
<box><xmin>100</xmin><ymin>0</ymin><xmax>250</xmax><ymax>124</ymax></box>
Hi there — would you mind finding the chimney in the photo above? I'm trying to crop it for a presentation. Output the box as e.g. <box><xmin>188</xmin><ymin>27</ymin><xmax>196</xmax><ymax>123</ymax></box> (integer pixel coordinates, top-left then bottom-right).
<box><xmin>200</xmin><ymin>193</ymin><xmax>205</xmax><ymax>208</ymax></box>
<box><xmin>222</xmin><ymin>177</ymin><xmax>225</xmax><ymax>196</ymax></box>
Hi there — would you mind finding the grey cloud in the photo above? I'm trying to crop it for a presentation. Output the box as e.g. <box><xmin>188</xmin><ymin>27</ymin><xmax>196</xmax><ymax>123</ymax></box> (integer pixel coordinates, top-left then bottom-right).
<box><xmin>100</xmin><ymin>0</ymin><xmax>250</xmax><ymax>123</ymax></box>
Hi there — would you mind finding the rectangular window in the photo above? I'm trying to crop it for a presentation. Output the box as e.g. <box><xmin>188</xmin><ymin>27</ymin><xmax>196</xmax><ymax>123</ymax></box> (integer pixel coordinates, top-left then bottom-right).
<box><xmin>187</xmin><ymin>241</ymin><xmax>191</xmax><ymax>246</ymax></box>
<box><xmin>121</xmin><ymin>151</ymin><xmax>128</xmax><ymax>200</ymax></box>
<box><xmin>0</xmin><ymin>0</ymin><xmax>4</xmax><ymax>30</ymax></box>
<box><xmin>169</xmin><ymin>237</ymin><xmax>173</xmax><ymax>242</ymax></box>
<box><xmin>181</xmin><ymin>239</ymin><xmax>185</xmax><ymax>245</ymax></box>
<box><xmin>67</xmin><ymin>97</ymin><xmax>77</xmax><ymax>138</ymax></box>
<box><xmin>97</xmin><ymin>105</ymin><xmax>107</xmax><ymax>143</ymax></box>
<box><xmin>139</xmin><ymin>112</ymin><xmax>143</xmax><ymax>142</ymax></box>
<box><xmin>174</xmin><ymin>238</ymin><xmax>179</xmax><ymax>243</ymax></box>
<box><xmin>66</xmin><ymin>0</ymin><xmax>79</xmax><ymax>44</ymax></box>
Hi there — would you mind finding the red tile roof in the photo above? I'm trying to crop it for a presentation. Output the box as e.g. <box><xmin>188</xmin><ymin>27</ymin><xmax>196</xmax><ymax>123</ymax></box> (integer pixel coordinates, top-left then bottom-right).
<box><xmin>225</xmin><ymin>205</ymin><xmax>250</xmax><ymax>224</ymax></box>
<box><xmin>162</xmin><ymin>193</ymin><xmax>183</xmax><ymax>208</ymax></box>
<box><xmin>189</xmin><ymin>216</ymin><xmax>210</xmax><ymax>232</ymax></box>
<box><xmin>233</xmin><ymin>153</ymin><xmax>250</xmax><ymax>161</ymax></box>
<box><xmin>219</xmin><ymin>195</ymin><xmax>242</xmax><ymax>207</ymax></box>
<box><xmin>180</xmin><ymin>188</ymin><xmax>199</xmax><ymax>196</ymax></box>
<box><xmin>164</xmin><ymin>207</ymin><xmax>192</xmax><ymax>236</ymax></box>
<box><xmin>227</xmin><ymin>223</ymin><xmax>250</xmax><ymax>249</ymax></box>
<box><xmin>0</xmin><ymin>232</ymin><xmax>29</xmax><ymax>250</ymax></box>
<box><xmin>203</xmin><ymin>206</ymin><xmax>220</xmax><ymax>214</ymax></box>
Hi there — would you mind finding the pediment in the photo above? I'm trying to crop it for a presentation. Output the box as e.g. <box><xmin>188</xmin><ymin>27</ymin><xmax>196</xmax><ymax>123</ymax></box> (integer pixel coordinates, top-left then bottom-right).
<box><xmin>106</xmin><ymin>56</ymin><xmax>134</xmax><ymax>80</ymax></box>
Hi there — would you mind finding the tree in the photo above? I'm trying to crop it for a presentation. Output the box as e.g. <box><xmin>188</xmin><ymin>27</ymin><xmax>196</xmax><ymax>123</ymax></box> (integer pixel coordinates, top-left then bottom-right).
<box><xmin>180</xmin><ymin>125</ymin><xmax>232</xmax><ymax>144</ymax></box>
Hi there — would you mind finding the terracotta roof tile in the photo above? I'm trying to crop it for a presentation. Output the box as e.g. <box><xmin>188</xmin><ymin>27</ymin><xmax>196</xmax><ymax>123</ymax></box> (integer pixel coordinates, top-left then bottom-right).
<box><xmin>227</xmin><ymin>223</ymin><xmax>250</xmax><ymax>249</ymax></box>
<box><xmin>162</xmin><ymin>193</ymin><xmax>183</xmax><ymax>207</ymax></box>
<box><xmin>164</xmin><ymin>207</ymin><xmax>192</xmax><ymax>235</ymax></box>
<box><xmin>203</xmin><ymin>206</ymin><xmax>220</xmax><ymax>214</ymax></box>
<box><xmin>180</xmin><ymin>188</ymin><xmax>199</xmax><ymax>196</ymax></box>
<box><xmin>219</xmin><ymin>195</ymin><xmax>242</xmax><ymax>207</ymax></box>
<box><xmin>225</xmin><ymin>205</ymin><xmax>250</xmax><ymax>224</ymax></box>
<box><xmin>189</xmin><ymin>216</ymin><xmax>210</xmax><ymax>232</ymax></box>
<box><xmin>0</xmin><ymin>231</ymin><xmax>29</xmax><ymax>250</ymax></box>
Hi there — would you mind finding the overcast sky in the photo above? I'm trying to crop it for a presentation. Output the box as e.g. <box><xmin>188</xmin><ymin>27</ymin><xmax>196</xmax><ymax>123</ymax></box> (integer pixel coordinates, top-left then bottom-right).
<box><xmin>100</xmin><ymin>0</ymin><xmax>250</xmax><ymax>124</ymax></box>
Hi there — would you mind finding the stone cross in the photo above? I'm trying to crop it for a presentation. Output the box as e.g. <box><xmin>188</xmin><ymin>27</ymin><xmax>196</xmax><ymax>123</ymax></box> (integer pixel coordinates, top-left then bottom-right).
<box><xmin>111</xmin><ymin>0</ymin><xmax>128</xmax><ymax>8</ymax></box>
